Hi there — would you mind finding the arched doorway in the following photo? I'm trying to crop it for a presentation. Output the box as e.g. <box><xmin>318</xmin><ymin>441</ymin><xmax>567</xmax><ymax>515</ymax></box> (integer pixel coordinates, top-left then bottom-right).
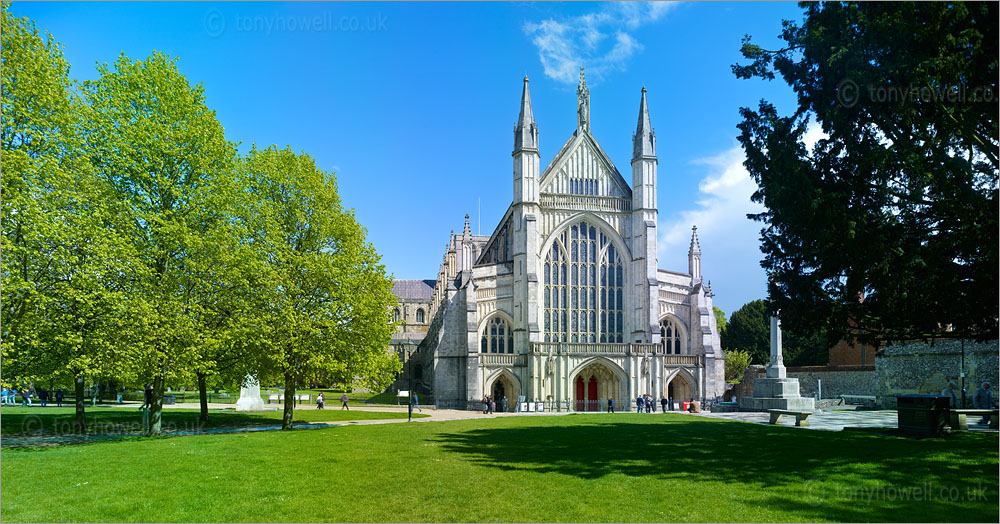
<box><xmin>571</xmin><ymin>360</ymin><xmax>623</xmax><ymax>412</ymax></box>
<box><xmin>666</xmin><ymin>371</ymin><xmax>694</xmax><ymax>408</ymax></box>
<box><xmin>487</xmin><ymin>372</ymin><xmax>519</xmax><ymax>412</ymax></box>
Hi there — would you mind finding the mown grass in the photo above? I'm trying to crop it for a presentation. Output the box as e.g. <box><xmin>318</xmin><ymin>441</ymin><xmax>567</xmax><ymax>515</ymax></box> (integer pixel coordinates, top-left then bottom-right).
<box><xmin>1</xmin><ymin>413</ymin><xmax>996</xmax><ymax>522</ymax></box>
<box><xmin>0</xmin><ymin>406</ymin><xmax>426</xmax><ymax>436</ymax></box>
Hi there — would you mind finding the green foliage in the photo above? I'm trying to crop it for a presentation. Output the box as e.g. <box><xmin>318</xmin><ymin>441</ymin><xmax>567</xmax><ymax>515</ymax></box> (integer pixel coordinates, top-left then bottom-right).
<box><xmin>722</xmin><ymin>299</ymin><xmax>830</xmax><ymax>366</ymax></box>
<box><xmin>722</xmin><ymin>300</ymin><xmax>770</xmax><ymax>365</ymax></box>
<box><xmin>238</xmin><ymin>146</ymin><xmax>401</xmax><ymax>429</ymax></box>
<box><xmin>724</xmin><ymin>349</ymin><xmax>752</xmax><ymax>381</ymax></box>
<box><xmin>734</xmin><ymin>2</ymin><xmax>998</xmax><ymax>345</ymax></box>
<box><xmin>713</xmin><ymin>306</ymin><xmax>728</xmax><ymax>336</ymax></box>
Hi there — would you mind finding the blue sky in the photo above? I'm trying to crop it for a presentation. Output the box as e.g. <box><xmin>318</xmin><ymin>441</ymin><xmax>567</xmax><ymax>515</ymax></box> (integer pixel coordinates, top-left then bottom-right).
<box><xmin>11</xmin><ymin>1</ymin><xmax>805</xmax><ymax>316</ymax></box>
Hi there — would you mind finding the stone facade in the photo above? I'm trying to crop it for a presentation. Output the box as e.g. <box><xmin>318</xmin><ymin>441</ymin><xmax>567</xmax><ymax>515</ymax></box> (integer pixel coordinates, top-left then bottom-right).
<box><xmin>875</xmin><ymin>339</ymin><xmax>998</xmax><ymax>409</ymax></box>
<box><xmin>392</xmin><ymin>70</ymin><xmax>726</xmax><ymax>411</ymax></box>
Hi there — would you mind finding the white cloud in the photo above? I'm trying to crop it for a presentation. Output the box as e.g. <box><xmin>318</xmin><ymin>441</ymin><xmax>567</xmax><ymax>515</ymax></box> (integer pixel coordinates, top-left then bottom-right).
<box><xmin>524</xmin><ymin>2</ymin><xmax>679</xmax><ymax>83</ymax></box>
<box><xmin>658</xmin><ymin>122</ymin><xmax>829</xmax><ymax>313</ymax></box>
<box><xmin>659</xmin><ymin>144</ymin><xmax>763</xmax><ymax>264</ymax></box>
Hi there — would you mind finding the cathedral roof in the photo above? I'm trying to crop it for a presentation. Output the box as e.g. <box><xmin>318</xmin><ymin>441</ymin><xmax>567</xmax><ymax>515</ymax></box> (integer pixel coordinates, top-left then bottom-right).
<box><xmin>392</xmin><ymin>279</ymin><xmax>436</xmax><ymax>300</ymax></box>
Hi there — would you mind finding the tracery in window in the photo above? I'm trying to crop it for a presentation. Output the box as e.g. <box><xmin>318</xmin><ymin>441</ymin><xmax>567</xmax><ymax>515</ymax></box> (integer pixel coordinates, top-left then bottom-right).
<box><xmin>660</xmin><ymin>317</ymin><xmax>683</xmax><ymax>355</ymax></box>
<box><xmin>481</xmin><ymin>316</ymin><xmax>513</xmax><ymax>354</ymax></box>
<box><xmin>543</xmin><ymin>220</ymin><xmax>625</xmax><ymax>343</ymax></box>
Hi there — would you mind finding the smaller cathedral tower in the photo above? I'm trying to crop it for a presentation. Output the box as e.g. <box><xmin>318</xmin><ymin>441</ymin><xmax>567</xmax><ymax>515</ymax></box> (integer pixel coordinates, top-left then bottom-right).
<box><xmin>513</xmin><ymin>76</ymin><xmax>539</xmax><ymax>204</ymax></box>
<box><xmin>631</xmin><ymin>86</ymin><xmax>659</xmax><ymax>343</ymax></box>
<box><xmin>689</xmin><ymin>226</ymin><xmax>702</xmax><ymax>282</ymax></box>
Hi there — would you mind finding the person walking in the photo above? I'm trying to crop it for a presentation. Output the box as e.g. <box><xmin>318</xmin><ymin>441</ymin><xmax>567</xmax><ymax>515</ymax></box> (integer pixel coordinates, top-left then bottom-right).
<box><xmin>660</xmin><ymin>395</ymin><xmax>668</xmax><ymax>413</ymax></box>
<box><xmin>316</xmin><ymin>392</ymin><xmax>325</xmax><ymax>409</ymax></box>
<box><xmin>412</xmin><ymin>392</ymin><xmax>422</xmax><ymax>412</ymax></box>
<box><xmin>645</xmin><ymin>395</ymin><xmax>652</xmax><ymax>413</ymax></box>
<box><xmin>38</xmin><ymin>388</ymin><xmax>48</xmax><ymax>407</ymax></box>
<box><xmin>340</xmin><ymin>393</ymin><xmax>349</xmax><ymax>410</ymax></box>
<box><xmin>482</xmin><ymin>395</ymin><xmax>490</xmax><ymax>414</ymax></box>
<box><xmin>1</xmin><ymin>387</ymin><xmax>7</xmax><ymax>406</ymax></box>
<box><xmin>502</xmin><ymin>396</ymin><xmax>508</xmax><ymax>413</ymax></box>
<box><xmin>21</xmin><ymin>388</ymin><xmax>31</xmax><ymax>407</ymax></box>
<box><xmin>941</xmin><ymin>381</ymin><xmax>959</xmax><ymax>408</ymax></box>
<box><xmin>635</xmin><ymin>395</ymin><xmax>643</xmax><ymax>413</ymax></box>
<box><xmin>489</xmin><ymin>396</ymin><xmax>496</xmax><ymax>414</ymax></box>
<box><xmin>607</xmin><ymin>396</ymin><xmax>615</xmax><ymax>413</ymax></box>
<box><xmin>55</xmin><ymin>389</ymin><xmax>64</xmax><ymax>407</ymax></box>
<box><xmin>140</xmin><ymin>383</ymin><xmax>153</xmax><ymax>410</ymax></box>
<box><xmin>973</xmin><ymin>382</ymin><xmax>995</xmax><ymax>425</ymax></box>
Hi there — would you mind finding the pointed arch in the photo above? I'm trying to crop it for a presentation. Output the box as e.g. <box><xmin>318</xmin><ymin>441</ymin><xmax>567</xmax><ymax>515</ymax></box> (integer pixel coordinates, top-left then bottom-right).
<box><xmin>658</xmin><ymin>313</ymin><xmax>688</xmax><ymax>355</ymax></box>
<box><xmin>540</xmin><ymin>214</ymin><xmax>631</xmax><ymax>344</ymax></box>
<box><xmin>479</xmin><ymin>312</ymin><xmax>515</xmax><ymax>354</ymax></box>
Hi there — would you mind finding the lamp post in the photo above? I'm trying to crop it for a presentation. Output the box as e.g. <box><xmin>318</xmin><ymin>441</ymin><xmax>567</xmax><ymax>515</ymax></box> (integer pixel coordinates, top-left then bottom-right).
<box><xmin>407</xmin><ymin>359</ymin><xmax>413</xmax><ymax>422</ymax></box>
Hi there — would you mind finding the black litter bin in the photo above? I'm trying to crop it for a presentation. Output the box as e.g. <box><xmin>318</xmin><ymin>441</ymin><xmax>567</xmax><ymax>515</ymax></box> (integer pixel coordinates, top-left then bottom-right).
<box><xmin>897</xmin><ymin>394</ymin><xmax>949</xmax><ymax>437</ymax></box>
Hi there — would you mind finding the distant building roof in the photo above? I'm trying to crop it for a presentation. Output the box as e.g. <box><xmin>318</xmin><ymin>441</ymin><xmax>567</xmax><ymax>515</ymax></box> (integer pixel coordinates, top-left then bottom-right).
<box><xmin>393</xmin><ymin>279</ymin><xmax>436</xmax><ymax>300</ymax></box>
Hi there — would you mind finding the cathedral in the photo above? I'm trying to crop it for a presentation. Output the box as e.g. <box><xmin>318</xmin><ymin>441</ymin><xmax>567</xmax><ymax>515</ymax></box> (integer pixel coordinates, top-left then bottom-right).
<box><xmin>391</xmin><ymin>68</ymin><xmax>725</xmax><ymax>411</ymax></box>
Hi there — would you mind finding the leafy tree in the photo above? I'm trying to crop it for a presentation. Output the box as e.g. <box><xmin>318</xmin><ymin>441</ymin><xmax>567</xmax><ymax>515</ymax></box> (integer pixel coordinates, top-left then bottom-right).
<box><xmin>734</xmin><ymin>2</ymin><xmax>998</xmax><ymax>345</ymax></box>
<box><xmin>724</xmin><ymin>349</ymin><xmax>752</xmax><ymax>382</ymax></box>
<box><xmin>240</xmin><ymin>145</ymin><xmax>400</xmax><ymax>430</ymax></box>
<box><xmin>722</xmin><ymin>299</ymin><xmax>829</xmax><ymax>366</ymax></box>
<box><xmin>713</xmin><ymin>306</ymin><xmax>728</xmax><ymax>337</ymax></box>
<box><xmin>1</xmin><ymin>2</ymin><xmax>135</xmax><ymax>432</ymax></box>
<box><xmin>81</xmin><ymin>52</ymin><xmax>238</xmax><ymax>435</ymax></box>
<box><xmin>722</xmin><ymin>300</ymin><xmax>770</xmax><ymax>365</ymax></box>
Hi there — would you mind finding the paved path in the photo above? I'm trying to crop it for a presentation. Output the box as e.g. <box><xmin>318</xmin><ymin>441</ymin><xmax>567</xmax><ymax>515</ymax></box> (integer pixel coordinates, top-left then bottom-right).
<box><xmin>5</xmin><ymin>405</ymin><xmax>994</xmax><ymax>447</ymax></box>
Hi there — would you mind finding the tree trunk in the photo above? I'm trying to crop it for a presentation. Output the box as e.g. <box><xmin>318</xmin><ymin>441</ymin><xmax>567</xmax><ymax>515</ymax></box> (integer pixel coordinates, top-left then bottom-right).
<box><xmin>282</xmin><ymin>373</ymin><xmax>296</xmax><ymax>430</ymax></box>
<box><xmin>197</xmin><ymin>372</ymin><xmax>209</xmax><ymax>424</ymax></box>
<box><xmin>74</xmin><ymin>373</ymin><xmax>86</xmax><ymax>434</ymax></box>
<box><xmin>149</xmin><ymin>374</ymin><xmax>165</xmax><ymax>436</ymax></box>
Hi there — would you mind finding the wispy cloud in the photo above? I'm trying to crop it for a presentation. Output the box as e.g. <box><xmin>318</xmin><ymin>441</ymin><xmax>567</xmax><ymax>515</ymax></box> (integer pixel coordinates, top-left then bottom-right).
<box><xmin>658</xmin><ymin>123</ymin><xmax>828</xmax><ymax>312</ymax></box>
<box><xmin>524</xmin><ymin>2</ymin><xmax>678</xmax><ymax>84</ymax></box>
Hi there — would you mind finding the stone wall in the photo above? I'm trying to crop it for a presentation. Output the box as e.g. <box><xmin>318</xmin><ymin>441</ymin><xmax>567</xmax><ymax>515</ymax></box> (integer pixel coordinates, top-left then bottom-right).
<box><xmin>875</xmin><ymin>339</ymin><xmax>999</xmax><ymax>409</ymax></box>
<box><xmin>734</xmin><ymin>364</ymin><xmax>876</xmax><ymax>403</ymax></box>
<box><xmin>786</xmin><ymin>366</ymin><xmax>875</xmax><ymax>399</ymax></box>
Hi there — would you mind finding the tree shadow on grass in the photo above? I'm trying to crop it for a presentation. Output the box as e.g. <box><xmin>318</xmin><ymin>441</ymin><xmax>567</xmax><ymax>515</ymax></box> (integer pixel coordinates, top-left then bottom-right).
<box><xmin>431</xmin><ymin>415</ymin><xmax>998</xmax><ymax>522</ymax></box>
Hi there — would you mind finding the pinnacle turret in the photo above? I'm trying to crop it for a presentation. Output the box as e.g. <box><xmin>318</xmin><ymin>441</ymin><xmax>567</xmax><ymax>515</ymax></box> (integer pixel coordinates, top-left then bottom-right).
<box><xmin>632</xmin><ymin>86</ymin><xmax>655</xmax><ymax>159</ymax></box>
<box><xmin>513</xmin><ymin>76</ymin><xmax>538</xmax><ymax>153</ymax></box>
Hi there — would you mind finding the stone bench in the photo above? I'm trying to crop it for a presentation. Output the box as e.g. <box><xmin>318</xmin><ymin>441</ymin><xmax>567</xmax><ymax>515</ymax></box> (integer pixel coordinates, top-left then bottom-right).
<box><xmin>949</xmin><ymin>409</ymin><xmax>999</xmax><ymax>430</ymax></box>
<box><xmin>768</xmin><ymin>409</ymin><xmax>813</xmax><ymax>427</ymax></box>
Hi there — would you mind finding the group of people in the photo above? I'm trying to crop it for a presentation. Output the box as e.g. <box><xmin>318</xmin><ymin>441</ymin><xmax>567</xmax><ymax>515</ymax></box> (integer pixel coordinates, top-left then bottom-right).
<box><xmin>942</xmin><ymin>380</ymin><xmax>997</xmax><ymax>425</ymax></box>
<box><xmin>631</xmin><ymin>394</ymin><xmax>675</xmax><ymax>413</ymax></box>
<box><xmin>481</xmin><ymin>395</ymin><xmax>506</xmax><ymax>414</ymax></box>
<box><xmin>1</xmin><ymin>387</ymin><xmax>64</xmax><ymax>407</ymax></box>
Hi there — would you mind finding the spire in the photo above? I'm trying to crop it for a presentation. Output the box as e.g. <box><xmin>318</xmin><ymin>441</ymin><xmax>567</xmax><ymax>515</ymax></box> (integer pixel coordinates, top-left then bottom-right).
<box><xmin>632</xmin><ymin>86</ymin><xmax>655</xmax><ymax>159</ymax></box>
<box><xmin>513</xmin><ymin>76</ymin><xmax>538</xmax><ymax>153</ymax></box>
<box><xmin>688</xmin><ymin>225</ymin><xmax>702</xmax><ymax>281</ymax></box>
<box><xmin>576</xmin><ymin>66</ymin><xmax>590</xmax><ymax>131</ymax></box>
<box><xmin>463</xmin><ymin>214</ymin><xmax>471</xmax><ymax>238</ymax></box>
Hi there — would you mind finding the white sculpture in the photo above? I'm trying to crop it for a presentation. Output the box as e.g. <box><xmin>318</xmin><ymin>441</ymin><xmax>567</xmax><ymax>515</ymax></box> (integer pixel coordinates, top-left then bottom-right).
<box><xmin>235</xmin><ymin>374</ymin><xmax>265</xmax><ymax>412</ymax></box>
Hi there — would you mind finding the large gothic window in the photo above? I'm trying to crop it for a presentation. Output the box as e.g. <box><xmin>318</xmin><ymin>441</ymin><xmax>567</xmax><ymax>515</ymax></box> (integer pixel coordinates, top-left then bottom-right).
<box><xmin>660</xmin><ymin>317</ymin><xmax>683</xmax><ymax>354</ymax></box>
<box><xmin>543</xmin><ymin>220</ymin><xmax>625</xmax><ymax>343</ymax></box>
<box><xmin>481</xmin><ymin>316</ymin><xmax>513</xmax><ymax>354</ymax></box>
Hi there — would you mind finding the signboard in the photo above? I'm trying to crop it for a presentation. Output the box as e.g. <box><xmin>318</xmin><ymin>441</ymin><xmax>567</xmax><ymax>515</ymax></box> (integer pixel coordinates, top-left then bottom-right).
<box><xmin>397</xmin><ymin>390</ymin><xmax>409</xmax><ymax>397</ymax></box>
<box><xmin>527</xmin><ymin>402</ymin><xmax>535</xmax><ymax>412</ymax></box>
<box><xmin>519</xmin><ymin>402</ymin><xmax>528</xmax><ymax>412</ymax></box>
<box><xmin>535</xmin><ymin>402</ymin><xmax>544</xmax><ymax>412</ymax></box>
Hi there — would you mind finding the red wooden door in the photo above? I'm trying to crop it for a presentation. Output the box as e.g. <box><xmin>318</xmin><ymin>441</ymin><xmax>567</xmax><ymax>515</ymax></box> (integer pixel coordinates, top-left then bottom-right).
<box><xmin>575</xmin><ymin>376</ymin><xmax>585</xmax><ymax>411</ymax></box>
<box><xmin>588</xmin><ymin>376</ymin><xmax>598</xmax><ymax>411</ymax></box>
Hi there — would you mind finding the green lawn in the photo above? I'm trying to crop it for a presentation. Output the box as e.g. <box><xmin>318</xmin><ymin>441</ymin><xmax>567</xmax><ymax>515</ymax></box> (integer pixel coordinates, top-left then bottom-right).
<box><xmin>0</xmin><ymin>406</ymin><xmax>426</xmax><ymax>437</ymax></box>
<box><xmin>1</xmin><ymin>413</ymin><xmax>997</xmax><ymax>522</ymax></box>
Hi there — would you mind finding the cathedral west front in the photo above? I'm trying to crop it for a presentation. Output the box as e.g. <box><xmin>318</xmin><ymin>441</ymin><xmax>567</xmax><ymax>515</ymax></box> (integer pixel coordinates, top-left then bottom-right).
<box><xmin>391</xmin><ymin>68</ymin><xmax>725</xmax><ymax>411</ymax></box>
